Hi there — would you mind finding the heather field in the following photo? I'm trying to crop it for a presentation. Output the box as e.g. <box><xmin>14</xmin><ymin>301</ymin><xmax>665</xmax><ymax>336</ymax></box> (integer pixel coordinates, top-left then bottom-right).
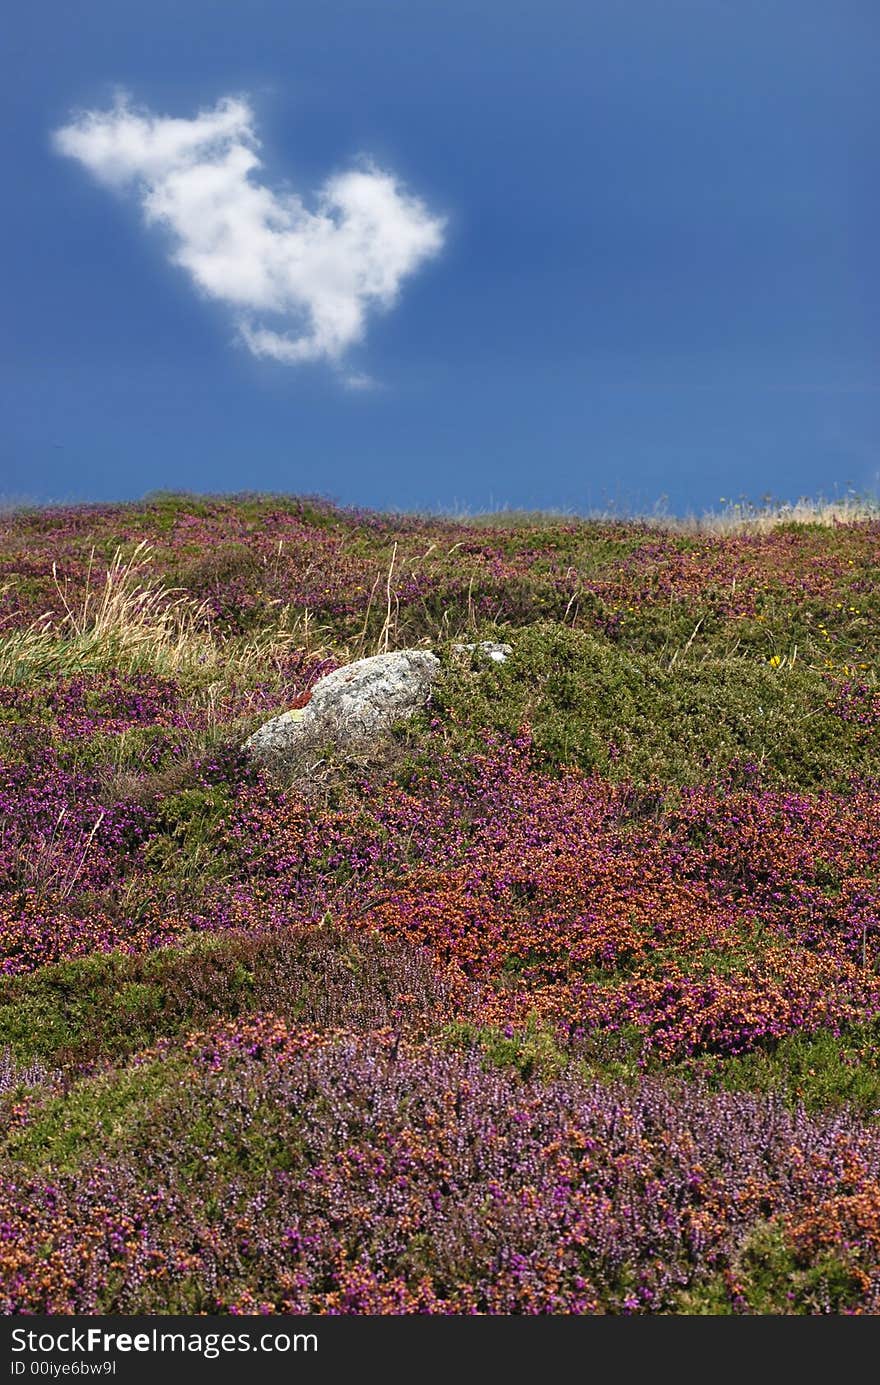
<box><xmin>1</xmin><ymin>492</ymin><xmax>879</xmax><ymax>1315</ymax></box>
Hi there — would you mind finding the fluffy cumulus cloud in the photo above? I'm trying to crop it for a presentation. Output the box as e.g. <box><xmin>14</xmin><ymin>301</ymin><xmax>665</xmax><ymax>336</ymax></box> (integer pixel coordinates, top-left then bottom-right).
<box><xmin>52</xmin><ymin>95</ymin><xmax>446</xmax><ymax>371</ymax></box>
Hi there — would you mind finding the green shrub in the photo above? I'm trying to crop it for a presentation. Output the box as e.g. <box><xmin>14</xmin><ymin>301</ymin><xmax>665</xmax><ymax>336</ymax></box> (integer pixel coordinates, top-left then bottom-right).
<box><xmin>432</xmin><ymin>623</ymin><xmax>876</xmax><ymax>788</ymax></box>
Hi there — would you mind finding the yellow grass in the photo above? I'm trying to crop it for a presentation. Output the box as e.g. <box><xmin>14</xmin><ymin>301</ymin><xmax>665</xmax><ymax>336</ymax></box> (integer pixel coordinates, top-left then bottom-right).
<box><xmin>0</xmin><ymin>543</ymin><xmax>323</xmax><ymax>684</ymax></box>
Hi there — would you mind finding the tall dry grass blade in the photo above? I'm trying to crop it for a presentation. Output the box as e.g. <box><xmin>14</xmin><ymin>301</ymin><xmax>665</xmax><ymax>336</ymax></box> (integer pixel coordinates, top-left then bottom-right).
<box><xmin>668</xmin><ymin>616</ymin><xmax>705</xmax><ymax>671</ymax></box>
<box><xmin>354</xmin><ymin>571</ymin><xmax>382</xmax><ymax>661</ymax></box>
<box><xmin>376</xmin><ymin>541</ymin><xmax>399</xmax><ymax>655</ymax></box>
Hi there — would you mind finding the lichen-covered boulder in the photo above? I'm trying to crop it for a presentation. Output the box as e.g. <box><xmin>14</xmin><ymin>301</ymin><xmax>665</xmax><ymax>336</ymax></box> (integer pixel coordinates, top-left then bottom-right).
<box><xmin>243</xmin><ymin>649</ymin><xmax>440</xmax><ymax>774</ymax></box>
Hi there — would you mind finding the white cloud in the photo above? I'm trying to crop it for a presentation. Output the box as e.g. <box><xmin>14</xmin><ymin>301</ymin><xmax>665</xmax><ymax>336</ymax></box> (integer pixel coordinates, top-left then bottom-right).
<box><xmin>52</xmin><ymin>94</ymin><xmax>446</xmax><ymax>370</ymax></box>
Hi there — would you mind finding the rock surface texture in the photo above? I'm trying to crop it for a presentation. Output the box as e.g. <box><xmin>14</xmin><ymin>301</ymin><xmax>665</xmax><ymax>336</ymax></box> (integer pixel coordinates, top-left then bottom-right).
<box><xmin>244</xmin><ymin>649</ymin><xmax>441</xmax><ymax>774</ymax></box>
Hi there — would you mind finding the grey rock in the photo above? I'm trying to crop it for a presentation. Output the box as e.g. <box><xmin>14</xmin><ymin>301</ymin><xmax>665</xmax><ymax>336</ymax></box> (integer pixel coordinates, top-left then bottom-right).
<box><xmin>243</xmin><ymin>648</ymin><xmax>441</xmax><ymax>773</ymax></box>
<box><xmin>242</xmin><ymin>707</ymin><xmax>316</xmax><ymax>771</ymax></box>
<box><xmin>452</xmin><ymin>640</ymin><xmax>513</xmax><ymax>664</ymax></box>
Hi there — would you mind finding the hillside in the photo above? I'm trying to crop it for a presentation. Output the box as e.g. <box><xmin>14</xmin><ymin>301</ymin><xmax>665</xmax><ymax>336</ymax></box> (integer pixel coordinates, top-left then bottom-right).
<box><xmin>1</xmin><ymin>493</ymin><xmax>879</xmax><ymax>1314</ymax></box>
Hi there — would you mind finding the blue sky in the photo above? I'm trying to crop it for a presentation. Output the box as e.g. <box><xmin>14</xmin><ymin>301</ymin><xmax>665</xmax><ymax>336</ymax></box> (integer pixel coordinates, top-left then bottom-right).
<box><xmin>2</xmin><ymin>0</ymin><xmax>877</xmax><ymax>514</ymax></box>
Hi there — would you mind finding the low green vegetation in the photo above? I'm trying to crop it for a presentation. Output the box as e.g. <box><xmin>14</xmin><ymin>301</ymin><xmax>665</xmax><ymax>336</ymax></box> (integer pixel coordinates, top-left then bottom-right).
<box><xmin>432</xmin><ymin>623</ymin><xmax>876</xmax><ymax>788</ymax></box>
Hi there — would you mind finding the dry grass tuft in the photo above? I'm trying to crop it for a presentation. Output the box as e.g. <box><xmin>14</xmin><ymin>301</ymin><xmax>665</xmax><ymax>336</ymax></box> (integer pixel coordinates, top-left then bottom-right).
<box><xmin>0</xmin><ymin>543</ymin><xmax>212</xmax><ymax>681</ymax></box>
<box><xmin>0</xmin><ymin>543</ymin><xmax>327</xmax><ymax>684</ymax></box>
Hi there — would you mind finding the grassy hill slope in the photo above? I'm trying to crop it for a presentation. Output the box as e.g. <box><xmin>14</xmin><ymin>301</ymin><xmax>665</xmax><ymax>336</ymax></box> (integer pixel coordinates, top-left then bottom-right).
<box><xmin>0</xmin><ymin>494</ymin><xmax>878</xmax><ymax>1313</ymax></box>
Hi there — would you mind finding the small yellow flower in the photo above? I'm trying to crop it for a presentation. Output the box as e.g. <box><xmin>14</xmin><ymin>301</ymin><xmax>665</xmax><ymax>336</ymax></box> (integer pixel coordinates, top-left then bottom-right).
<box><xmin>768</xmin><ymin>654</ymin><xmax>782</xmax><ymax>668</ymax></box>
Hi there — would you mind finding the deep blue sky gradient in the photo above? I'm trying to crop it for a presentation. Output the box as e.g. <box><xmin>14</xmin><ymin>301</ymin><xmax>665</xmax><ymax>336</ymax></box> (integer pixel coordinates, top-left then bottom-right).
<box><xmin>2</xmin><ymin>0</ymin><xmax>877</xmax><ymax>513</ymax></box>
